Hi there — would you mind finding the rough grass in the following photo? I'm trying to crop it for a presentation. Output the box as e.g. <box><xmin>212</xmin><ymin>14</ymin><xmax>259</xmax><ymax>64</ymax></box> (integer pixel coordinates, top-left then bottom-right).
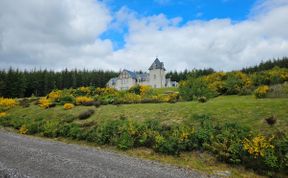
<box><xmin>5</xmin><ymin>95</ymin><xmax>288</xmax><ymax>177</ymax></box>
<box><xmin>7</xmin><ymin>95</ymin><xmax>288</xmax><ymax>134</ymax></box>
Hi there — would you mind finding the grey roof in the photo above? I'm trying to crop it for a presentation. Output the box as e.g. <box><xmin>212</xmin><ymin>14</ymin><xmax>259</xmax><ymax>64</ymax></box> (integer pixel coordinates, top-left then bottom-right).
<box><xmin>148</xmin><ymin>58</ymin><xmax>166</xmax><ymax>70</ymax></box>
<box><xmin>122</xmin><ymin>69</ymin><xmax>149</xmax><ymax>81</ymax></box>
<box><xmin>109</xmin><ymin>77</ymin><xmax>117</xmax><ymax>84</ymax></box>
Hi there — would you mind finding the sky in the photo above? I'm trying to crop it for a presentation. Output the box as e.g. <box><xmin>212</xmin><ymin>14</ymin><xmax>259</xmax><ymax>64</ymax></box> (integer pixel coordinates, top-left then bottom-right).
<box><xmin>0</xmin><ymin>0</ymin><xmax>288</xmax><ymax>71</ymax></box>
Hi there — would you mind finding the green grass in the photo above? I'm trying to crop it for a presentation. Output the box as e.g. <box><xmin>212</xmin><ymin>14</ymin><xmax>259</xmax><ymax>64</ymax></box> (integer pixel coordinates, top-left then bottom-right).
<box><xmin>153</xmin><ymin>87</ymin><xmax>178</xmax><ymax>94</ymax></box>
<box><xmin>4</xmin><ymin>95</ymin><xmax>288</xmax><ymax>177</ymax></box>
<box><xmin>8</xmin><ymin>95</ymin><xmax>288</xmax><ymax>134</ymax></box>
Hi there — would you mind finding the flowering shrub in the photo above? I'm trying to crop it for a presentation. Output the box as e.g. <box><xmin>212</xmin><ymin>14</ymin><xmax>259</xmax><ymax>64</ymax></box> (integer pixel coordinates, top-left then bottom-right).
<box><xmin>243</xmin><ymin>135</ymin><xmax>274</xmax><ymax>157</ymax></box>
<box><xmin>0</xmin><ymin>112</ymin><xmax>7</xmax><ymax>117</ymax></box>
<box><xmin>79</xmin><ymin>86</ymin><xmax>91</xmax><ymax>94</ymax></box>
<box><xmin>48</xmin><ymin>90</ymin><xmax>61</xmax><ymax>101</ymax></box>
<box><xmin>95</xmin><ymin>87</ymin><xmax>117</xmax><ymax>95</ymax></box>
<box><xmin>75</xmin><ymin>96</ymin><xmax>94</xmax><ymax>105</ymax></box>
<box><xmin>19</xmin><ymin>125</ymin><xmax>28</xmax><ymax>134</ymax></box>
<box><xmin>204</xmin><ymin>72</ymin><xmax>226</xmax><ymax>94</ymax></box>
<box><xmin>140</xmin><ymin>85</ymin><xmax>153</xmax><ymax>96</ymax></box>
<box><xmin>64</xmin><ymin>103</ymin><xmax>74</xmax><ymax>110</ymax></box>
<box><xmin>0</xmin><ymin>97</ymin><xmax>18</xmax><ymax>108</ymax></box>
<box><xmin>122</xmin><ymin>93</ymin><xmax>141</xmax><ymax>103</ymax></box>
<box><xmin>38</xmin><ymin>97</ymin><xmax>53</xmax><ymax>108</ymax></box>
<box><xmin>254</xmin><ymin>85</ymin><xmax>270</xmax><ymax>98</ymax></box>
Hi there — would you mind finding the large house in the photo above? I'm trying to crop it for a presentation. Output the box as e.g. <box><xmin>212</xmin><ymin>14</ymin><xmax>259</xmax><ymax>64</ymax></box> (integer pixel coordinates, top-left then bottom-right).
<box><xmin>107</xmin><ymin>58</ymin><xmax>178</xmax><ymax>90</ymax></box>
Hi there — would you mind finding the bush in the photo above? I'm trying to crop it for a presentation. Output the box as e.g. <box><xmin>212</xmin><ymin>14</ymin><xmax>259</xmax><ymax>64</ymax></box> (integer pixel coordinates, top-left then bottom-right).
<box><xmin>19</xmin><ymin>98</ymin><xmax>30</xmax><ymax>108</ymax></box>
<box><xmin>75</xmin><ymin>96</ymin><xmax>94</xmax><ymax>105</ymax></box>
<box><xmin>78</xmin><ymin>109</ymin><xmax>95</xmax><ymax>120</ymax></box>
<box><xmin>59</xmin><ymin>95</ymin><xmax>75</xmax><ymax>105</ymax></box>
<box><xmin>208</xmin><ymin>123</ymin><xmax>250</xmax><ymax>164</ymax></box>
<box><xmin>254</xmin><ymin>85</ymin><xmax>269</xmax><ymax>98</ymax></box>
<box><xmin>197</xmin><ymin>96</ymin><xmax>207</xmax><ymax>103</ymax></box>
<box><xmin>224</xmin><ymin>72</ymin><xmax>252</xmax><ymax>95</ymax></box>
<box><xmin>0</xmin><ymin>112</ymin><xmax>7</xmax><ymax>118</ymax></box>
<box><xmin>266</xmin><ymin>82</ymin><xmax>288</xmax><ymax>98</ymax></box>
<box><xmin>47</xmin><ymin>90</ymin><xmax>61</xmax><ymax>101</ymax></box>
<box><xmin>179</xmin><ymin>78</ymin><xmax>217</xmax><ymax>101</ymax></box>
<box><xmin>64</xmin><ymin>103</ymin><xmax>74</xmax><ymax>110</ymax></box>
<box><xmin>128</xmin><ymin>85</ymin><xmax>141</xmax><ymax>95</ymax></box>
<box><xmin>94</xmin><ymin>101</ymin><xmax>101</xmax><ymax>108</ymax></box>
<box><xmin>42</xmin><ymin>119</ymin><xmax>61</xmax><ymax>137</ymax></box>
<box><xmin>38</xmin><ymin>97</ymin><xmax>53</xmax><ymax>108</ymax></box>
<box><xmin>0</xmin><ymin>97</ymin><xmax>18</xmax><ymax>108</ymax></box>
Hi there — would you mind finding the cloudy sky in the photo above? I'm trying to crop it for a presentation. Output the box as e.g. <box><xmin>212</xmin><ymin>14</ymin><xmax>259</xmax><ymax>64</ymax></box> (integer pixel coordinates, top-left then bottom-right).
<box><xmin>0</xmin><ymin>0</ymin><xmax>288</xmax><ymax>71</ymax></box>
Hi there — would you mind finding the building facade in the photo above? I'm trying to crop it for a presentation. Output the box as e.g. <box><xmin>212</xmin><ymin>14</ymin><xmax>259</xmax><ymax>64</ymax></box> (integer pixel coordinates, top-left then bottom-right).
<box><xmin>107</xmin><ymin>58</ymin><xmax>177</xmax><ymax>90</ymax></box>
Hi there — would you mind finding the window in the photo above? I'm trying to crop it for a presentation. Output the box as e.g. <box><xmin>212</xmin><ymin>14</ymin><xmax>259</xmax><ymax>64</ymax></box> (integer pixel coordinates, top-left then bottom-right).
<box><xmin>154</xmin><ymin>84</ymin><xmax>156</xmax><ymax>88</ymax></box>
<box><xmin>154</xmin><ymin>74</ymin><xmax>156</xmax><ymax>79</ymax></box>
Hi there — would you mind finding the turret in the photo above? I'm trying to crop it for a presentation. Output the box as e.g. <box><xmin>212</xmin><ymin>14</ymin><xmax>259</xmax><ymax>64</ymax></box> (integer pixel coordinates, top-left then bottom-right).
<box><xmin>148</xmin><ymin>58</ymin><xmax>166</xmax><ymax>88</ymax></box>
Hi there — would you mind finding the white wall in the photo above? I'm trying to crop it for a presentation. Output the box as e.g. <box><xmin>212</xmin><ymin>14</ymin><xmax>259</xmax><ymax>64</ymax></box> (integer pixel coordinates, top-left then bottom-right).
<box><xmin>148</xmin><ymin>69</ymin><xmax>166</xmax><ymax>88</ymax></box>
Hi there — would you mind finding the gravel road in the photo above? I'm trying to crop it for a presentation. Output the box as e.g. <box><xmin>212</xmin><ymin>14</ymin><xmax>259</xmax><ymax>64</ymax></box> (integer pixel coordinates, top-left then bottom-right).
<box><xmin>0</xmin><ymin>130</ymin><xmax>212</xmax><ymax>178</ymax></box>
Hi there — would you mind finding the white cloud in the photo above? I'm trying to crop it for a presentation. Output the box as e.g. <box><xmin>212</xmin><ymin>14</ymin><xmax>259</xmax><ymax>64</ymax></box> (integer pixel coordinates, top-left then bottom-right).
<box><xmin>109</xmin><ymin>0</ymin><xmax>288</xmax><ymax>71</ymax></box>
<box><xmin>0</xmin><ymin>0</ymin><xmax>114</xmax><ymax>70</ymax></box>
<box><xmin>0</xmin><ymin>0</ymin><xmax>288</xmax><ymax>71</ymax></box>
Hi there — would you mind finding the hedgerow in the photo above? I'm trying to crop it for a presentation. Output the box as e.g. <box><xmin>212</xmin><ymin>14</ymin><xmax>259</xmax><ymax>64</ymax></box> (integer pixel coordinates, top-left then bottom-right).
<box><xmin>1</xmin><ymin>113</ymin><xmax>286</xmax><ymax>176</ymax></box>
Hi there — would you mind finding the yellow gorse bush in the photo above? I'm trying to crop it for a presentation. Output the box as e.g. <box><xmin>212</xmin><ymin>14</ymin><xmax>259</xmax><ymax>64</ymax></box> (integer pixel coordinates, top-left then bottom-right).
<box><xmin>19</xmin><ymin>125</ymin><xmax>28</xmax><ymax>134</ymax></box>
<box><xmin>123</xmin><ymin>93</ymin><xmax>141</xmax><ymax>103</ymax></box>
<box><xmin>76</xmin><ymin>96</ymin><xmax>94</xmax><ymax>105</ymax></box>
<box><xmin>64</xmin><ymin>103</ymin><xmax>74</xmax><ymax>110</ymax></box>
<box><xmin>254</xmin><ymin>85</ymin><xmax>269</xmax><ymax>98</ymax></box>
<box><xmin>0</xmin><ymin>97</ymin><xmax>18</xmax><ymax>108</ymax></box>
<box><xmin>39</xmin><ymin>97</ymin><xmax>53</xmax><ymax>108</ymax></box>
<box><xmin>140</xmin><ymin>85</ymin><xmax>152</xmax><ymax>96</ymax></box>
<box><xmin>204</xmin><ymin>72</ymin><xmax>226</xmax><ymax>93</ymax></box>
<box><xmin>48</xmin><ymin>90</ymin><xmax>61</xmax><ymax>101</ymax></box>
<box><xmin>0</xmin><ymin>112</ymin><xmax>7</xmax><ymax>117</ymax></box>
<box><xmin>96</xmin><ymin>87</ymin><xmax>117</xmax><ymax>95</ymax></box>
<box><xmin>243</xmin><ymin>135</ymin><xmax>274</xmax><ymax>157</ymax></box>
<box><xmin>79</xmin><ymin>86</ymin><xmax>91</xmax><ymax>94</ymax></box>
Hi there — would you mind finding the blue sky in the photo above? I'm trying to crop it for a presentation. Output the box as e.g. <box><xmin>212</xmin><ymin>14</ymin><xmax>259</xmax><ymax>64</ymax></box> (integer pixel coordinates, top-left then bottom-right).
<box><xmin>106</xmin><ymin>0</ymin><xmax>255</xmax><ymax>21</ymax></box>
<box><xmin>101</xmin><ymin>0</ymin><xmax>257</xmax><ymax>48</ymax></box>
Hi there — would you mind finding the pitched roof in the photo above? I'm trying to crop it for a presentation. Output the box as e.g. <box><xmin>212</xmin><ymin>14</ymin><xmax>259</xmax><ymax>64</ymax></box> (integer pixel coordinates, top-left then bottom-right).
<box><xmin>122</xmin><ymin>69</ymin><xmax>149</xmax><ymax>80</ymax></box>
<box><xmin>148</xmin><ymin>58</ymin><xmax>166</xmax><ymax>70</ymax></box>
<box><xmin>123</xmin><ymin>69</ymin><xmax>137</xmax><ymax>79</ymax></box>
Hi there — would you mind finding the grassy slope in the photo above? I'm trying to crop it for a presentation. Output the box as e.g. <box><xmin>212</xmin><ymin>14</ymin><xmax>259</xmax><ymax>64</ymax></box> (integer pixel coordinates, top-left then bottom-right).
<box><xmin>6</xmin><ymin>95</ymin><xmax>288</xmax><ymax>177</ymax></box>
<box><xmin>8</xmin><ymin>95</ymin><xmax>288</xmax><ymax>134</ymax></box>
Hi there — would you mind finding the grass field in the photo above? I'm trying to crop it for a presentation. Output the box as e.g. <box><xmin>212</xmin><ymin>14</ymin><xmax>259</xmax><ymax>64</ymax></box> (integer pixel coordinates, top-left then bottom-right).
<box><xmin>3</xmin><ymin>95</ymin><xmax>288</xmax><ymax>177</ymax></box>
<box><xmin>8</xmin><ymin>95</ymin><xmax>288</xmax><ymax>134</ymax></box>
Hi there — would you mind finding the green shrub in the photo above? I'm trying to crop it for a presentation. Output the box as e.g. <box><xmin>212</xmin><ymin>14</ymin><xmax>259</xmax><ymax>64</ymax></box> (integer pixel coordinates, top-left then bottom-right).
<box><xmin>224</xmin><ymin>72</ymin><xmax>252</xmax><ymax>95</ymax></box>
<box><xmin>128</xmin><ymin>85</ymin><xmax>141</xmax><ymax>95</ymax></box>
<box><xmin>94</xmin><ymin>101</ymin><xmax>101</xmax><ymax>108</ymax></box>
<box><xmin>208</xmin><ymin>123</ymin><xmax>250</xmax><ymax>164</ymax></box>
<box><xmin>116</xmin><ymin>132</ymin><xmax>135</xmax><ymax>150</ymax></box>
<box><xmin>197</xmin><ymin>96</ymin><xmax>207</xmax><ymax>103</ymax></box>
<box><xmin>19</xmin><ymin>98</ymin><xmax>30</xmax><ymax>108</ymax></box>
<box><xmin>43</xmin><ymin>119</ymin><xmax>61</xmax><ymax>137</ymax></box>
<box><xmin>78</xmin><ymin>109</ymin><xmax>95</xmax><ymax>120</ymax></box>
<box><xmin>94</xmin><ymin>120</ymin><xmax>122</xmax><ymax>145</ymax></box>
<box><xmin>266</xmin><ymin>82</ymin><xmax>288</xmax><ymax>98</ymax></box>
<box><xmin>59</xmin><ymin>95</ymin><xmax>75</xmax><ymax>105</ymax></box>
<box><xmin>25</xmin><ymin>118</ymin><xmax>44</xmax><ymax>134</ymax></box>
<box><xmin>154</xmin><ymin>134</ymin><xmax>183</xmax><ymax>155</ymax></box>
<box><xmin>179</xmin><ymin>78</ymin><xmax>217</xmax><ymax>101</ymax></box>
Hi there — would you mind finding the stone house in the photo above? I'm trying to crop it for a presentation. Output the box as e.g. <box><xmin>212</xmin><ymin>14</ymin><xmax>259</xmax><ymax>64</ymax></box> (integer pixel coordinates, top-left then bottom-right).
<box><xmin>106</xmin><ymin>58</ymin><xmax>178</xmax><ymax>90</ymax></box>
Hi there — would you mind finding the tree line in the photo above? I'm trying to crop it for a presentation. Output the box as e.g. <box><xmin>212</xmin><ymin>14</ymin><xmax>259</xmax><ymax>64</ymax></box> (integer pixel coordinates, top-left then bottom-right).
<box><xmin>0</xmin><ymin>69</ymin><xmax>118</xmax><ymax>98</ymax></box>
<box><xmin>0</xmin><ymin>57</ymin><xmax>287</xmax><ymax>98</ymax></box>
<box><xmin>241</xmin><ymin>57</ymin><xmax>288</xmax><ymax>73</ymax></box>
<box><xmin>166</xmin><ymin>56</ymin><xmax>288</xmax><ymax>82</ymax></box>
